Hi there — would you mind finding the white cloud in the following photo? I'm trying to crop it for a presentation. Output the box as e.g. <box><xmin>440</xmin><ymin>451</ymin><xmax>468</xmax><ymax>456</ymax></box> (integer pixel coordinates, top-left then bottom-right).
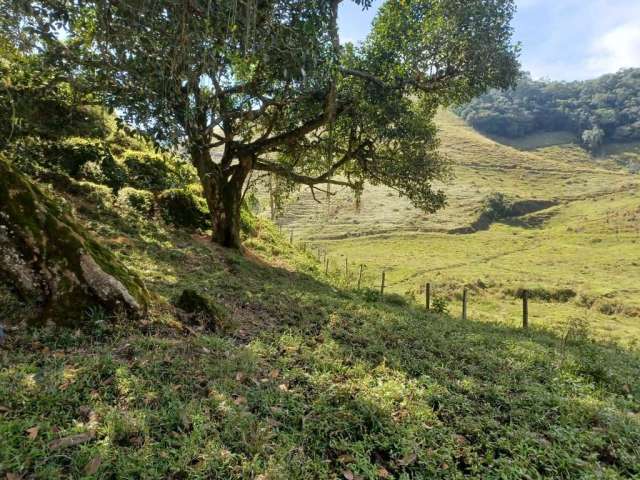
<box><xmin>586</xmin><ymin>22</ymin><xmax>640</xmax><ymax>76</ymax></box>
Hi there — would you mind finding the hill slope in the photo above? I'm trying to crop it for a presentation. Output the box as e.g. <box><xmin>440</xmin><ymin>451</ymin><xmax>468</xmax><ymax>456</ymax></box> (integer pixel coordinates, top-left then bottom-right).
<box><xmin>277</xmin><ymin>111</ymin><xmax>638</xmax><ymax>239</ymax></box>
<box><xmin>272</xmin><ymin>112</ymin><xmax>640</xmax><ymax>346</ymax></box>
<box><xmin>1</xmin><ymin>192</ymin><xmax>639</xmax><ymax>478</ymax></box>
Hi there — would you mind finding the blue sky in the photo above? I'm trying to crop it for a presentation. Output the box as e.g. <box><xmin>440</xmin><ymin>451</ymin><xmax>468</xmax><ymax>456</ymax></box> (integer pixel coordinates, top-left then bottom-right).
<box><xmin>338</xmin><ymin>0</ymin><xmax>640</xmax><ymax>81</ymax></box>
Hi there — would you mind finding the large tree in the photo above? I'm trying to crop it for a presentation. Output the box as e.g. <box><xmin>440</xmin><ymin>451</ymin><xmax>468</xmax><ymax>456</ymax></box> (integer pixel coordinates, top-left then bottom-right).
<box><xmin>13</xmin><ymin>0</ymin><xmax>519</xmax><ymax>248</ymax></box>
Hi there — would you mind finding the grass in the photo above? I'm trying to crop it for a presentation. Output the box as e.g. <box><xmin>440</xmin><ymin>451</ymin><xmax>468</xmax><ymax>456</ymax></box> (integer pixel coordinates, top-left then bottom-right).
<box><xmin>0</xmin><ymin>219</ymin><xmax>640</xmax><ymax>479</ymax></box>
<box><xmin>2</xmin><ymin>208</ymin><xmax>640</xmax><ymax>478</ymax></box>
<box><xmin>2</xmin><ymin>111</ymin><xmax>640</xmax><ymax>479</ymax></box>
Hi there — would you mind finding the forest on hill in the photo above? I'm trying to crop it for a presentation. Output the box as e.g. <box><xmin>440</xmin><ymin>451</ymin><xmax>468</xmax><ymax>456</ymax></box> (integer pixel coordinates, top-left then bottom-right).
<box><xmin>456</xmin><ymin>69</ymin><xmax>640</xmax><ymax>150</ymax></box>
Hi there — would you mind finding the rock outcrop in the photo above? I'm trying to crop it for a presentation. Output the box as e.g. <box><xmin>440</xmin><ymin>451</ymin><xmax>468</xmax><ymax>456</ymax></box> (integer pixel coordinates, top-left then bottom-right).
<box><xmin>0</xmin><ymin>156</ymin><xmax>149</xmax><ymax>325</ymax></box>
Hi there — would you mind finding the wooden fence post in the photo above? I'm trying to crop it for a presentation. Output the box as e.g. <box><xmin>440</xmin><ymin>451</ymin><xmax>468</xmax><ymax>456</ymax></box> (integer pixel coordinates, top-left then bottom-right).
<box><xmin>462</xmin><ymin>288</ymin><xmax>467</xmax><ymax>320</ymax></box>
<box><xmin>522</xmin><ymin>289</ymin><xmax>529</xmax><ymax>329</ymax></box>
<box><xmin>345</xmin><ymin>257</ymin><xmax>348</xmax><ymax>279</ymax></box>
<box><xmin>325</xmin><ymin>256</ymin><xmax>329</xmax><ymax>275</ymax></box>
<box><xmin>357</xmin><ymin>265</ymin><xmax>364</xmax><ymax>289</ymax></box>
<box><xmin>426</xmin><ymin>283</ymin><xmax>431</xmax><ymax>311</ymax></box>
<box><xmin>380</xmin><ymin>271</ymin><xmax>386</xmax><ymax>299</ymax></box>
<box><xmin>290</xmin><ymin>230</ymin><xmax>293</xmax><ymax>243</ymax></box>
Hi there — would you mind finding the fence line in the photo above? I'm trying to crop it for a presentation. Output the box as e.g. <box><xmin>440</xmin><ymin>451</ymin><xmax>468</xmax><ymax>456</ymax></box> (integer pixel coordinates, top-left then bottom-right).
<box><xmin>309</xmin><ymin>244</ymin><xmax>532</xmax><ymax>329</ymax></box>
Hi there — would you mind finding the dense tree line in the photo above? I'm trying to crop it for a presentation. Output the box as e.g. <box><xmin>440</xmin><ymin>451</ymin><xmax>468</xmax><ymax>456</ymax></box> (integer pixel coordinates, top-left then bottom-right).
<box><xmin>456</xmin><ymin>69</ymin><xmax>640</xmax><ymax>150</ymax></box>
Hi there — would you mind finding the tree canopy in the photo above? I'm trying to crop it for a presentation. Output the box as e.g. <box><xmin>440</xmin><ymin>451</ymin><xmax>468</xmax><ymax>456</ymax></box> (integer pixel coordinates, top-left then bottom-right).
<box><xmin>9</xmin><ymin>0</ymin><xmax>520</xmax><ymax>248</ymax></box>
<box><xmin>456</xmin><ymin>69</ymin><xmax>640</xmax><ymax>151</ymax></box>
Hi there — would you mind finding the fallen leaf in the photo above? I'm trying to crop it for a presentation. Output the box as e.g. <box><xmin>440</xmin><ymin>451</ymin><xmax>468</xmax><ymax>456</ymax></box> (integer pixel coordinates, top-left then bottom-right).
<box><xmin>129</xmin><ymin>436</ymin><xmax>144</xmax><ymax>447</ymax></box>
<box><xmin>49</xmin><ymin>431</ymin><xmax>95</xmax><ymax>451</ymax></box>
<box><xmin>59</xmin><ymin>380</ymin><xmax>73</xmax><ymax>391</ymax></box>
<box><xmin>84</xmin><ymin>456</ymin><xmax>101</xmax><ymax>475</ymax></box>
<box><xmin>26</xmin><ymin>426</ymin><xmax>39</xmax><ymax>440</ymax></box>
<box><xmin>235</xmin><ymin>372</ymin><xmax>246</xmax><ymax>382</ymax></box>
<box><xmin>453</xmin><ymin>434</ymin><xmax>467</xmax><ymax>446</ymax></box>
<box><xmin>78</xmin><ymin>405</ymin><xmax>92</xmax><ymax>420</ymax></box>
<box><xmin>278</xmin><ymin>383</ymin><xmax>288</xmax><ymax>392</ymax></box>
<box><xmin>337</xmin><ymin>454</ymin><xmax>355</xmax><ymax>464</ymax></box>
<box><xmin>398</xmin><ymin>452</ymin><xmax>417</xmax><ymax>466</ymax></box>
<box><xmin>343</xmin><ymin>470</ymin><xmax>354</xmax><ymax>480</ymax></box>
<box><xmin>269</xmin><ymin>369</ymin><xmax>280</xmax><ymax>379</ymax></box>
<box><xmin>233</xmin><ymin>396</ymin><xmax>247</xmax><ymax>406</ymax></box>
<box><xmin>266</xmin><ymin>417</ymin><xmax>281</xmax><ymax>427</ymax></box>
<box><xmin>377</xmin><ymin>466</ymin><xmax>391</xmax><ymax>479</ymax></box>
<box><xmin>202</xmin><ymin>347</ymin><xmax>211</xmax><ymax>354</ymax></box>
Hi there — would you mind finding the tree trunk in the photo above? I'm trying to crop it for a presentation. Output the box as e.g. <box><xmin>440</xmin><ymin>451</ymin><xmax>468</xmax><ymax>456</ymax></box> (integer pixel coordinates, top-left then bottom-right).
<box><xmin>210</xmin><ymin>172</ymin><xmax>244</xmax><ymax>248</ymax></box>
<box><xmin>191</xmin><ymin>148</ymin><xmax>249</xmax><ymax>250</ymax></box>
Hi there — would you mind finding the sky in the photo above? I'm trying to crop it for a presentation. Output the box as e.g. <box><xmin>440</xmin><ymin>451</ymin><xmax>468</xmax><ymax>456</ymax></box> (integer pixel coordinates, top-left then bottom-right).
<box><xmin>338</xmin><ymin>0</ymin><xmax>640</xmax><ymax>81</ymax></box>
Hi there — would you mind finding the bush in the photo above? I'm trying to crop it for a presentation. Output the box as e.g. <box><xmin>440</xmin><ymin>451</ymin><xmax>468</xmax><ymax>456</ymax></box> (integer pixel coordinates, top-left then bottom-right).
<box><xmin>49</xmin><ymin>137</ymin><xmax>112</xmax><ymax>177</ymax></box>
<box><xmin>116</xmin><ymin>187</ymin><xmax>155</xmax><ymax>215</ymax></box>
<box><xmin>240</xmin><ymin>204</ymin><xmax>258</xmax><ymax>237</ymax></box>
<box><xmin>78</xmin><ymin>155</ymin><xmax>127</xmax><ymax>191</ymax></box>
<box><xmin>431</xmin><ymin>296</ymin><xmax>449</xmax><ymax>314</ymax></box>
<box><xmin>73</xmin><ymin>181</ymin><xmax>114</xmax><ymax>208</ymax></box>
<box><xmin>507</xmin><ymin>287</ymin><xmax>577</xmax><ymax>303</ymax></box>
<box><xmin>361</xmin><ymin>288</ymin><xmax>381</xmax><ymax>303</ymax></box>
<box><xmin>122</xmin><ymin>150</ymin><xmax>174</xmax><ymax>191</ymax></box>
<box><xmin>122</xmin><ymin>150</ymin><xmax>197</xmax><ymax>192</ymax></box>
<box><xmin>157</xmin><ymin>188</ymin><xmax>209</xmax><ymax>229</ymax></box>
<box><xmin>8</xmin><ymin>136</ymin><xmax>121</xmax><ymax>186</ymax></box>
<box><xmin>481</xmin><ymin>192</ymin><xmax>515</xmax><ymax>221</ymax></box>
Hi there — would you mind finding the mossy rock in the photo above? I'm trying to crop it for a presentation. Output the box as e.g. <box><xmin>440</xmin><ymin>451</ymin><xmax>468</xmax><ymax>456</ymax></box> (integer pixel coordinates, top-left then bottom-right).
<box><xmin>157</xmin><ymin>188</ymin><xmax>209</xmax><ymax>230</ymax></box>
<box><xmin>174</xmin><ymin>289</ymin><xmax>228</xmax><ymax>331</ymax></box>
<box><xmin>0</xmin><ymin>156</ymin><xmax>149</xmax><ymax>326</ymax></box>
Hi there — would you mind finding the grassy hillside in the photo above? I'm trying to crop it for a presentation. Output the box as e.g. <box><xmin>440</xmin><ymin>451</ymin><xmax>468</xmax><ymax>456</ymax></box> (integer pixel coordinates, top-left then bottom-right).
<box><xmin>277</xmin><ymin>111</ymin><xmax>637</xmax><ymax>238</ymax></box>
<box><xmin>274</xmin><ymin>111</ymin><xmax>640</xmax><ymax>346</ymax></box>
<box><xmin>2</xmin><ymin>191</ymin><xmax>640</xmax><ymax>478</ymax></box>
<box><xmin>2</xmin><ymin>106</ymin><xmax>640</xmax><ymax>478</ymax></box>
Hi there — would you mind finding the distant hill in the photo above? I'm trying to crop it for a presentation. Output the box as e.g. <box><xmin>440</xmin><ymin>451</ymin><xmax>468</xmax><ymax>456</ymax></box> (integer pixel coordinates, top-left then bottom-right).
<box><xmin>455</xmin><ymin>69</ymin><xmax>640</xmax><ymax>154</ymax></box>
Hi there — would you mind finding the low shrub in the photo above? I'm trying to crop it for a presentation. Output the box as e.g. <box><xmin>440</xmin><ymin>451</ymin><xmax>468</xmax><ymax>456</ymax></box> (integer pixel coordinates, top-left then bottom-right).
<box><xmin>240</xmin><ymin>204</ymin><xmax>258</xmax><ymax>237</ymax></box>
<box><xmin>49</xmin><ymin>137</ymin><xmax>112</xmax><ymax>177</ymax></box>
<box><xmin>78</xmin><ymin>156</ymin><xmax>127</xmax><ymax>191</ymax></box>
<box><xmin>116</xmin><ymin>187</ymin><xmax>155</xmax><ymax>215</ymax></box>
<box><xmin>360</xmin><ymin>288</ymin><xmax>381</xmax><ymax>303</ymax></box>
<box><xmin>122</xmin><ymin>150</ymin><xmax>174</xmax><ymax>191</ymax></box>
<box><xmin>73</xmin><ymin>181</ymin><xmax>114</xmax><ymax>208</ymax></box>
<box><xmin>7</xmin><ymin>136</ymin><xmax>121</xmax><ymax>188</ymax></box>
<box><xmin>507</xmin><ymin>286</ymin><xmax>577</xmax><ymax>303</ymax></box>
<box><xmin>122</xmin><ymin>150</ymin><xmax>197</xmax><ymax>192</ymax></box>
<box><xmin>431</xmin><ymin>296</ymin><xmax>449</xmax><ymax>314</ymax></box>
<box><xmin>481</xmin><ymin>192</ymin><xmax>515</xmax><ymax>220</ymax></box>
<box><xmin>157</xmin><ymin>188</ymin><xmax>209</xmax><ymax>229</ymax></box>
